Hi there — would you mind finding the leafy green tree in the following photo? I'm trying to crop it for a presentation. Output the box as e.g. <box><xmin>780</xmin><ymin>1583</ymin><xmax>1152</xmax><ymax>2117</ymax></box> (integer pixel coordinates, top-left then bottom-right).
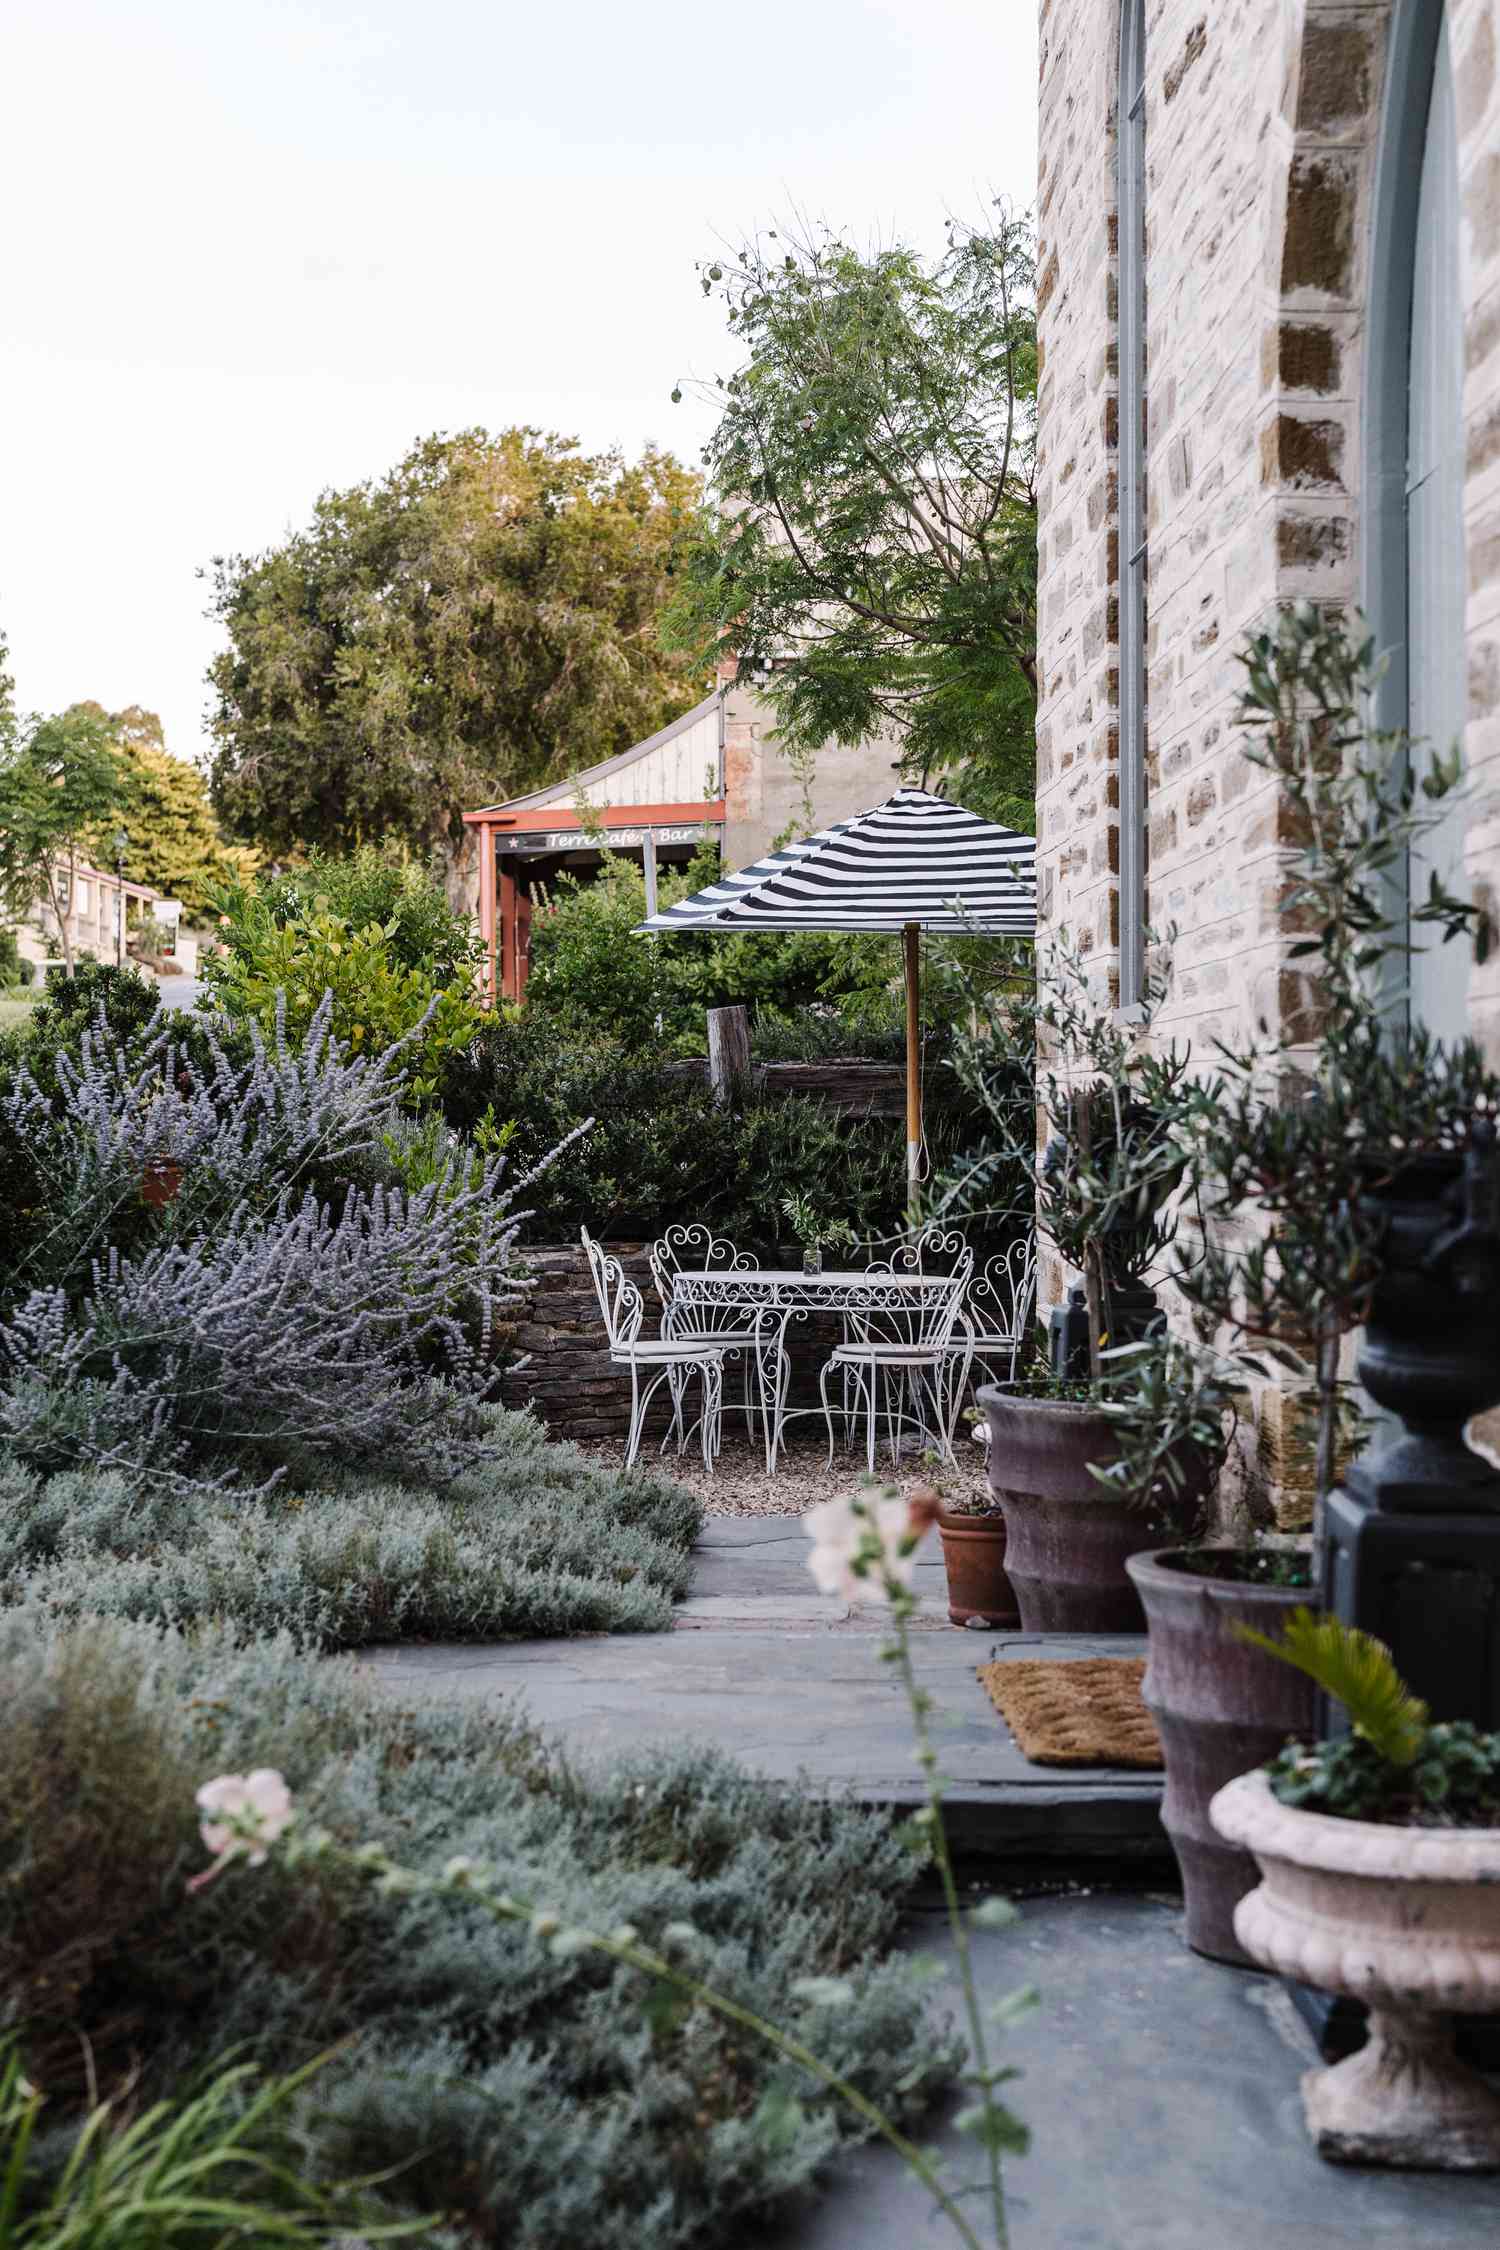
<box><xmin>665</xmin><ymin>206</ymin><xmax>1037</xmax><ymax>829</ymax></box>
<box><xmin>70</xmin><ymin>703</ymin><xmax>254</xmax><ymax>916</ymax></box>
<box><xmin>205</xmin><ymin>429</ymin><xmax>708</xmax><ymax>877</ymax></box>
<box><xmin>0</xmin><ymin>702</ymin><xmax>131</xmax><ymax>977</ymax></box>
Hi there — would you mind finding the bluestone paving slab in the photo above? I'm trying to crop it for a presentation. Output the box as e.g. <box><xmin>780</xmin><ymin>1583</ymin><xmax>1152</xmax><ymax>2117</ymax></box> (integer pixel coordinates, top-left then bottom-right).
<box><xmin>362</xmin><ymin>1516</ymin><xmax>1170</xmax><ymax>1858</ymax></box>
<box><xmin>758</xmin><ymin>1891</ymin><xmax>1500</xmax><ymax>2250</ymax></box>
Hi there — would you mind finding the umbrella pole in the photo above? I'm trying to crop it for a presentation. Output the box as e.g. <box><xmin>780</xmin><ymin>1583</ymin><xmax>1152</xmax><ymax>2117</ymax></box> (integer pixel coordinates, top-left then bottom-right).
<box><xmin>903</xmin><ymin>920</ymin><xmax>921</xmax><ymax>1214</ymax></box>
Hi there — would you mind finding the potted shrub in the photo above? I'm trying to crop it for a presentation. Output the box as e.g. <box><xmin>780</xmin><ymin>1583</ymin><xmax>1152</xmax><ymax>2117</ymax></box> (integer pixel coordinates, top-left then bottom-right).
<box><xmin>1211</xmin><ymin>1612</ymin><xmax>1500</xmax><ymax>2170</ymax></box>
<box><xmin>1110</xmin><ymin>607</ymin><xmax>1499</xmax><ymax>1962</ymax></box>
<box><xmin>940</xmin><ymin>940</ymin><xmax>1212</xmax><ymax>1632</ymax></box>
<box><xmin>914</xmin><ymin>1460</ymin><xmax>1020</xmax><ymax>1629</ymax></box>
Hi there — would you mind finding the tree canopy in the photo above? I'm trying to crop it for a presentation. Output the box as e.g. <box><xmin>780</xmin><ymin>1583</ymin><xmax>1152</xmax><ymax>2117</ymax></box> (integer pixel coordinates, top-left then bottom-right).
<box><xmin>205</xmin><ymin>429</ymin><xmax>708</xmax><ymax>872</ymax></box>
<box><xmin>0</xmin><ymin>696</ymin><xmax>132</xmax><ymax>976</ymax></box>
<box><xmin>68</xmin><ymin>704</ymin><xmax>254</xmax><ymax>917</ymax></box>
<box><xmin>665</xmin><ymin>206</ymin><xmax>1038</xmax><ymax>831</ymax></box>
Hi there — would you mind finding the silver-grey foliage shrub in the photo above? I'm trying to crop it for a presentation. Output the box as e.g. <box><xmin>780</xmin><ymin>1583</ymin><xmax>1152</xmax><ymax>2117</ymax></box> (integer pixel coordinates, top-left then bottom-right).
<box><xmin>0</xmin><ymin>1410</ymin><xmax>703</xmax><ymax>1642</ymax></box>
<box><xmin>0</xmin><ymin>1605</ymin><xmax>954</xmax><ymax>2248</ymax></box>
<box><xmin>0</xmin><ymin>997</ymin><xmax>582</xmax><ymax>1491</ymax></box>
<box><xmin>4</xmin><ymin>993</ymin><xmax>409</xmax><ymax>1290</ymax></box>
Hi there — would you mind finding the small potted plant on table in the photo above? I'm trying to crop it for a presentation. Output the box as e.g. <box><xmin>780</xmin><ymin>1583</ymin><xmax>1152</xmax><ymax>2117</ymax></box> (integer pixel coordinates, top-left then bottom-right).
<box><xmin>780</xmin><ymin>1193</ymin><xmax>857</xmax><ymax>1276</ymax></box>
<box><xmin>1212</xmin><ymin>1612</ymin><xmax>1500</xmax><ymax>2170</ymax></box>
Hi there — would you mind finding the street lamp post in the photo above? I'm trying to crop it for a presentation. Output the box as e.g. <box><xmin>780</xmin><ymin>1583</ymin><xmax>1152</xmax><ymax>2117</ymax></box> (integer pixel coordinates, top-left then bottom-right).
<box><xmin>113</xmin><ymin>830</ymin><xmax>129</xmax><ymax>968</ymax></box>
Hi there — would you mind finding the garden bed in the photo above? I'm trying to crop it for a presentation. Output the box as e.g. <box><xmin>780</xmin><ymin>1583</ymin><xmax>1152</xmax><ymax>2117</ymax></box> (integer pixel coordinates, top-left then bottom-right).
<box><xmin>0</xmin><ymin>1602</ymin><xmax>953</xmax><ymax>2248</ymax></box>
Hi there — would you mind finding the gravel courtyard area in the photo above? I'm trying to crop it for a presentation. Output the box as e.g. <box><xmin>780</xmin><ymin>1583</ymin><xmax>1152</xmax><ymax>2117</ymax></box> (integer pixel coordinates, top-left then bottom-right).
<box><xmin>581</xmin><ymin>1428</ymin><xmax>993</xmax><ymax>1517</ymax></box>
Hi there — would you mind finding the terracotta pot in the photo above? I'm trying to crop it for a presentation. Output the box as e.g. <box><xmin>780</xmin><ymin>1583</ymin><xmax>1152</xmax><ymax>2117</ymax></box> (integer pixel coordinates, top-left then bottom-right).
<box><xmin>935</xmin><ymin>1502</ymin><xmax>1018</xmax><ymax>1628</ymax></box>
<box><xmin>141</xmin><ymin>1156</ymin><xmax>183</xmax><ymax>1210</ymax></box>
<box><xmin>1126</xmin><ymin>1549</ymin><xmax>1317</xmax><ymax>1964</ymax></box>
<box><xmin>977</xmin><ymin>1387</ymin><xmax>1198</xmax><ymax>1634</ymax></box>
<box><xmin>1212</xmin><ymin>1771</ymin><xmax>1500</xmax><ymax>2170</ymax></box>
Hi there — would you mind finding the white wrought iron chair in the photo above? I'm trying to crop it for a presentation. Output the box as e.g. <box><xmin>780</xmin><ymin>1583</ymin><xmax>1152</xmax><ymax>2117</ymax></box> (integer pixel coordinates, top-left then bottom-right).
<box><xmin>648</xmin><ymin>1225</ymin><xmax>780</xmax><ymax>1449</ymax></box>
<box><xmin>819</xmin><ymin>1241</ymin><xmax>974</xmax><ymax>1473</ymax></box>
<box><xmin>946</xmin><ymin>1236</ymin><xmax>1038</xmax><ymax>1408</ymax></box>
<box><xmin>582</xmin><ymin>1228</ymin><xmax>725</xmax><ymax>1471</ymax></box>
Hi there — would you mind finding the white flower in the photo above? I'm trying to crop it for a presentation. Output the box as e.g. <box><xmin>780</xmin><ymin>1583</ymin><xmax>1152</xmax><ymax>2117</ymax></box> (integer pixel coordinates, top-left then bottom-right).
<box><xmin>804</xmin><ymin>1491</ymin><xmax>920</xmax><ymax>1605</ymax></box>
<box><xmin>195</xmin><ymin>1769</ymin><xmax>294</xmax><ymax>1868</ymax></box>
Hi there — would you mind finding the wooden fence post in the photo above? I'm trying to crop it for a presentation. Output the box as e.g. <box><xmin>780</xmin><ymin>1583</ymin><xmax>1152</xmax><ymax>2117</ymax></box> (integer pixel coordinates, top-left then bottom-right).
<box><xmin>706</xmin><ymin>1005</ymin><xmax>751</xmax><ymax>1104</ymax></box>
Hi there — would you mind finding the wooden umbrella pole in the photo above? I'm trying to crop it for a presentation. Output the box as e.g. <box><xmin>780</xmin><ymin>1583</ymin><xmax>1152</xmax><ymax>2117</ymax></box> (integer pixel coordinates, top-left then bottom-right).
<box><xmin>903</xmin><ymin>920</ymin><xmax>922</xmax><ymax>1210</ymax></box>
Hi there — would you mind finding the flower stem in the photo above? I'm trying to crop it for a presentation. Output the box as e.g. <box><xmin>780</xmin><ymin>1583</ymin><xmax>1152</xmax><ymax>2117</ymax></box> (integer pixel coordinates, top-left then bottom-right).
<box><xmin>888</xmin><ymin>1603</ymin><xmax>1011</xmax><ymax>2250</ymax></box>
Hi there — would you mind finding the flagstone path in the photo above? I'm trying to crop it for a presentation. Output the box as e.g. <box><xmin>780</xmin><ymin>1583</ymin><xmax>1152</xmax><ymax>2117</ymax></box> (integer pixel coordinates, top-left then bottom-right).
<box><xmin>364</xmin><ymin>1514</ymin><xmax>1500</xmax><ymax>2248</ymax></box>
<box><xmin>365</xmin><ymin>1515</ymin><xmax>1168</xmax><ymax>1861</ymax></box>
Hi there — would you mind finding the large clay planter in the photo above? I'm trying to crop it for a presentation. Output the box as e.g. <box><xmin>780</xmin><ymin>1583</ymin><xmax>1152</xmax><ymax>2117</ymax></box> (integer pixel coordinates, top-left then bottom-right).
<box><xmin>1212</xmin><ymin>1771</ymin><xmax>1500</xmax><ymax>2170</ymax></box>
<box><xmin>1126</xmin><ymin>1550</ymin><xmax>1317</xmax><ymax>1964</ymax></box>
<box><xmin>978</xmin><ymin>1387</ymin><xmax>1192</xmax><ymax>1633</ymax></box>
<box><xmin>935</xmin><ymin>1502</ymin><xmax>1019</xmax><ymax>1628</ymax></box>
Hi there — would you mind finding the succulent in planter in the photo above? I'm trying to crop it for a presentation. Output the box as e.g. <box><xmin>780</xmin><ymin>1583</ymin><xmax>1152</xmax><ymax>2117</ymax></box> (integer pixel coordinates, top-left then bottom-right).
<box><xmin>1213</xmin><ymin>1614</ymin><xmax>1500</xmax><ymax>2169</ymax></box>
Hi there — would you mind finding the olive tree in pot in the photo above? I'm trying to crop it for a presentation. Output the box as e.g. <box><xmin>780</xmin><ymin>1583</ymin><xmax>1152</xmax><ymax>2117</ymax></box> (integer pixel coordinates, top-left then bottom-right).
<box><xmin>1212</xmin><ymin>1614</ymin><xmax>1500</xmax><ymax>2170</ymax></box>
<box><xmin>934</xmin><ymin>940</ymin><xmax>1212</xmax><ymax>1632</ymax></box>
<box><xmin>1113</xmin><ymin>605</ymin><xmax>1497</xmax><ymax>1966</ymax></box>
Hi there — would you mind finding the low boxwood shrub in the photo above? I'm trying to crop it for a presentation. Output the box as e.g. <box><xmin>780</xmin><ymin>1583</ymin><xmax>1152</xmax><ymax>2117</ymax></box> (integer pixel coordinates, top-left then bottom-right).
<box><xmin>0</xmin><ymin>1411</ymin><xmax>701</xmax><ymax>1645</ymax></box>
<box><xmin>0</xmin><ymin>1605</ymin><xmax>952</xmax><ymax>2248</ymax></box>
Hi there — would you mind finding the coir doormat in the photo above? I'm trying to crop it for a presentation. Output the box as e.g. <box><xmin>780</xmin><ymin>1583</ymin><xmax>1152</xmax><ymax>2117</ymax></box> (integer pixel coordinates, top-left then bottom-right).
<box><xmin>976</xmin><ymin>1656</ymin><xmax>1163</xmax><ymax>1769</ymax></box>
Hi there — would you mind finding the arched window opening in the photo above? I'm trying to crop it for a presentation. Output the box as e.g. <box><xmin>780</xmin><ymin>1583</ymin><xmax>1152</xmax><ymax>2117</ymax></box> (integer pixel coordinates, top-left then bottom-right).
<box><xmin>1366</xmin><ymin>1</ymin><xmax>1468</xmax><ymax>1041</ymax></box>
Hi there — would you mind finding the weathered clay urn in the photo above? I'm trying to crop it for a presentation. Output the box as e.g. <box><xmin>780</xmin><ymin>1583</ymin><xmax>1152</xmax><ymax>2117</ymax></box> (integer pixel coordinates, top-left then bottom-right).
<box><xmin>935</xmin><ymin>1502</ymin><xmax>1019</xmax><ymax>1629</ymax></box>
<box><xmin>1126</xmin><ymin>1549</ymin><xmax>1317</xmax><ymax>1963</ymax></box>
<box><xmin>977</xmin><ymin>1388</ymin><xmax>1194</xmax><ymax>1633</ymax></box>
<box><xmin>1213</xmin><ymin>1771</ymin><xmax>1500</xmax><ymax>2170</ymax></box>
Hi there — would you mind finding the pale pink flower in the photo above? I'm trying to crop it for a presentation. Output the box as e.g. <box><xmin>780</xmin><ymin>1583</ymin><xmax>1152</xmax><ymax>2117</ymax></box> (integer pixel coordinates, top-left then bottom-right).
<box><xmin>195</xmin><ymin>1769</ymin><xmax>294</xmax><ymax>1869</ymax></box>
<box><xmin>804</xmin><ymin>1491</ymin><xmax>919</xmax><ymax>1606</ymax></box>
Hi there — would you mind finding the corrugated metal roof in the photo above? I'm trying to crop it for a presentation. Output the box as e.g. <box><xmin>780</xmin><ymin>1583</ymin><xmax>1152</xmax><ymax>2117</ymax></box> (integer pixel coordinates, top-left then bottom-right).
<box><xmin>467</xmin><ymin>689</ymin><xmax>721</xmax><ymax>817</ymax></box>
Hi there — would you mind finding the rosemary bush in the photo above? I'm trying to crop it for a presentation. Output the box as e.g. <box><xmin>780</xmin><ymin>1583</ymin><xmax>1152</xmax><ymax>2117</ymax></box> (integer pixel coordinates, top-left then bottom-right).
<box><xmin>0</xmin><ymin>1605</ymin><xmax>951</xmax><ymax>2249</ymax></box>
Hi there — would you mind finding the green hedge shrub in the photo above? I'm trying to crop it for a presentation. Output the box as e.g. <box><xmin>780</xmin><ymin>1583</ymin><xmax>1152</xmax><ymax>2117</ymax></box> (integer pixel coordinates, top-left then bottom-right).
<box><xmin>247</xmin><ymin>844</ymin><xmax>481</xmax><ymax>979</ymax></box>
<box><xmin>0</xmin><ymin>1412</ymin><xmax>701</xmax><ymax>1644</ymax></box>
<box><xmin>0</xmin><ymin>1606</ymin><xmax>952</xmax><ymax>2248</ymax></box>
<box><xmin>524</xmin><ymin>848</ymin><xmax>897</xmax><ymax>1054</ymax></box>
<box><xmin>441</xmin><ymin>1014</ymin><xmax>986</xmax><ymax>1248</ymax></box>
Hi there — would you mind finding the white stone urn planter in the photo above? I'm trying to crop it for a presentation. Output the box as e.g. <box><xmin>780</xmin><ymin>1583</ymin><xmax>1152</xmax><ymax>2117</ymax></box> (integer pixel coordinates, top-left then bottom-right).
<box><xmin>1211</xmin><ymin>1770</ymin><xmax>1500</xmax><ymax>2170</ymax></box>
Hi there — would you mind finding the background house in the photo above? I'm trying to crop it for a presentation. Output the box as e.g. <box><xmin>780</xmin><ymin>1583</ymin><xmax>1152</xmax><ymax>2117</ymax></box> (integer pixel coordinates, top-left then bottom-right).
<box><xmin>464</xmin><ymin>661</ymin><xmax>903</xmax><ymax>999</ymax></box>
<box><xmin>10</xmin><ymin>863</ymin><xmax>188</xmax><ymax>978</ymax></box>
<box><xmin>1035</xmin><ymin>0</ymin><xmax>1495</xmax><ymax>1059</ymax></box>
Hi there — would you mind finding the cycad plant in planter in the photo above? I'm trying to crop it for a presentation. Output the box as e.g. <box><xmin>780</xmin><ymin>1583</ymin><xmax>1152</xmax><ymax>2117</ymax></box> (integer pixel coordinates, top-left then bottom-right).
<box><xmin>1113</xmin><ymin>603</ymin><xmax>1496</xmax><ymax>1962</ymax></box>
<box><xmin>1212</xmin><ymin>1613</ymin><xmax>1500</xmax><ymax>2170</ymax></box>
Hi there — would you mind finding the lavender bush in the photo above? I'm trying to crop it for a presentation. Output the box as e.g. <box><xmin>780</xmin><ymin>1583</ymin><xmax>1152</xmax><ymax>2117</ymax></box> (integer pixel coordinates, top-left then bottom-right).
<box><xmin>0</xmin><ymin>992</ymin><xmax>586</xmax><ymax>1492</ymax></box>
<box><xmin>2</xmin><ymin>993</ymin><xmax>411</xmax><ymax>1300</ymax></box>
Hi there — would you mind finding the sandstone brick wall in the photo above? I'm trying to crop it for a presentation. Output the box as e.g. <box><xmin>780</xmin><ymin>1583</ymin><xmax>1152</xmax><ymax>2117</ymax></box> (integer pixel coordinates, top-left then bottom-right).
<box><xmin>1036</xmin><ymin>0</ymin><xmax>1500</xmax><ymax>1520</ymax></box>
<box><xmin>1037</xmin><ymin>0</ymin><xmax>1500</xmax><ymax>1059</ymax></box>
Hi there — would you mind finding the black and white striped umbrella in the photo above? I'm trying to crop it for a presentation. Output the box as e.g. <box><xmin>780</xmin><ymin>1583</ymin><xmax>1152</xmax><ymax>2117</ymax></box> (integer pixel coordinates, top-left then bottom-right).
<box><xmin>637</xmin><ymin>786</ymin><xmax>1035</xmax><ymax>936</ymax></box>
<box><xmin>638</xmin><ymin>787</ymin><xmax>1035</xmax><ymax>1189</ymax></box>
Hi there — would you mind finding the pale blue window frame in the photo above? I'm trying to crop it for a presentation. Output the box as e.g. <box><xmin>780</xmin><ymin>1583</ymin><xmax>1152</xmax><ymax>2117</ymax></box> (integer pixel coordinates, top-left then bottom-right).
<box><xmin>1118</xmin><ymin>0</ymin><xmax>1148</xmax><ymax>1008</ymax></box>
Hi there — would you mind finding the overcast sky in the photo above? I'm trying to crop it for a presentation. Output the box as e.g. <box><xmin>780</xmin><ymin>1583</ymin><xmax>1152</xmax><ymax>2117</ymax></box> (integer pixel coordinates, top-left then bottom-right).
<box><xmin>2</xmin><ymin>0</ymin><xmax>1037</xmax><ymax>767</ymax></box>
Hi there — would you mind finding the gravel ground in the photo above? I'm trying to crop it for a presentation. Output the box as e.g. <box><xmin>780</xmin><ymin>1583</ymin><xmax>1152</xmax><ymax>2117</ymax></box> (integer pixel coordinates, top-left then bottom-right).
<box><xmin>578</xmin><ymin>1428</ymin><xmax>993</xmax><ymax>1518</ymax></box>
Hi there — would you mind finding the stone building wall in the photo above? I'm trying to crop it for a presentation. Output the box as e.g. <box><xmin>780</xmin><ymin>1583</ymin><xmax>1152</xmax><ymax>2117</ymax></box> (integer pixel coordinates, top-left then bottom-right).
<box><xmin>721</xmin><ymin>671</ymin><xmax>903</xmax><ymax>864</ymax></box>
<box><xmin>1038</xmin><ymin>0</ymin><xmax>1500</xmax><ymax>1051</ymax></box>
<box><xmin>1036</xmin><ymin>0</ymin><xmax>1500</xmax><ymax>1518</ymax></box>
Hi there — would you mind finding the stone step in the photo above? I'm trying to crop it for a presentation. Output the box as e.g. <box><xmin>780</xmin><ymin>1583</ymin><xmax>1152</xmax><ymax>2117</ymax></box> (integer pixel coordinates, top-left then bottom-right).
<box><xmin>364</xmin><ymin>1518</ymin><xmax>1171</xmax><ymax>1865</ymax></box>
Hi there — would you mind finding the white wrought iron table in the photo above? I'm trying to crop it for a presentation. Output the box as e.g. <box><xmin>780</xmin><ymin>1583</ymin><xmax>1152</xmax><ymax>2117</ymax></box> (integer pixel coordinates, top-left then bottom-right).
<box><xmin>669</xmin><ymin>1267</ymin><xmax>963</xmax><ymax>1473</ymax></box>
